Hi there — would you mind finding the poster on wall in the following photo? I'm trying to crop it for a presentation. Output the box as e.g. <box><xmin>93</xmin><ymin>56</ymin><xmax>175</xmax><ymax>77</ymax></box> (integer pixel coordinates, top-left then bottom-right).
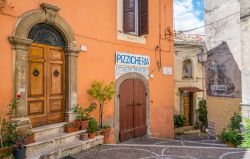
<box><xmin>205</xmin><ymin>42</ymin><xmax>241</xmax><ymax>97</ymax></box>
<box><xmin>115</xmin><ymin>52</ymin><xmax>150</xmax><ymax>79</ymax></box>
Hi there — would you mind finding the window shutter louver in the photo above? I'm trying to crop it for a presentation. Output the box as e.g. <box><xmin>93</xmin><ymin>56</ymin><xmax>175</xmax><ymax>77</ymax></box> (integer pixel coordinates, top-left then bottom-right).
<box><xmin>138</xmin><ymin>0</ymin><xmax>148</xmax><ymax>35</ymax></box>
<box><xmin>123</xmin><ymin>0</ymin><xmax>136</xmax><ymax>33</ymax></box>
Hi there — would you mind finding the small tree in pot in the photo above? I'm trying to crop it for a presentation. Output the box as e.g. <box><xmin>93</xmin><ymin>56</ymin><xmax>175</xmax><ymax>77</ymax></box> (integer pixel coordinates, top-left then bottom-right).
<box><xmin>87</xmin><ymin>81</ymin><xmax>115</xmax><ymax>128</ymax></box>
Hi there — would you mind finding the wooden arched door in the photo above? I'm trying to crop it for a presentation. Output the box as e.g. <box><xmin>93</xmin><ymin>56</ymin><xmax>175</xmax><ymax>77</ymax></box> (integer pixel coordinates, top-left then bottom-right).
<box><xmin>27</xmin><ymin>23</ymin><xmax>66</xmax><ymax>127</ymax></box>
<box><xmin>119</xmin><ymin>79</ymin><xmax>147</xmax><ymax>142</ymax></box>
<box><xmin>28</xmin><ymin>43</ymin><xmax>65</xmax><ymax>127</ymax></box>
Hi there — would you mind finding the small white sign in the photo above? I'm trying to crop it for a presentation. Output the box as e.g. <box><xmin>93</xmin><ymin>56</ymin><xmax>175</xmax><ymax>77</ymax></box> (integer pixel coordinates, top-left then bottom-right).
<box><xmin>115</xmin><ymin>66</ymin><xmax>149</xmax><ymax>79</ymax></box>
<box><xmin>163</xmin><ymin>67</ymin><xmax>172</xmax><ymax>75</ymax></box>
<box><xmin>211</xmin><ymin>85</ymin><xmax>227</xmax><ymax>91</ymax></box>
<box><xmin>116</xmin><ymin>52</ymin><xmax>150</xmax><ymax>67</ymax></box>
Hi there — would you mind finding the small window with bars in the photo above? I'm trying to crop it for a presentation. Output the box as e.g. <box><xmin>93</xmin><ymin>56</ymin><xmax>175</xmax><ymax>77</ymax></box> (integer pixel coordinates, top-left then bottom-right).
<box><xmin>123</xmin><ymin>0</ymin><xmax>148</xmax><ymax>36</ymax></box>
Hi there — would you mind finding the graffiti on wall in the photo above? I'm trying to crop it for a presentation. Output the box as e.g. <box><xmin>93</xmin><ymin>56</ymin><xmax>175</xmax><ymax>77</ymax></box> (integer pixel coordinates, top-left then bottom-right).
<box><xmin>205</xmin><ymin>42</ymin><xmax>241</xmax><ymax>97</ymax></box>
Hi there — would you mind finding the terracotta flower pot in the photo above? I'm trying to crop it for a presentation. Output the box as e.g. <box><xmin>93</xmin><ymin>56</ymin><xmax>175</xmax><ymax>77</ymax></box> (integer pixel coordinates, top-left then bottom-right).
<box><xmin>88</xmin><ymin>132</ymin><xmax>96</xmax><ymax>139</ymax></box>
<box><xmin>27</xmin><ymin>134</ymin><xmax>35</xmax><ymax>144</ymax></box>
<box><xmin>102</xmin><ymin>128</ymin><xmax>111</xmax><ymax>144</ymax></box>
<box><xmin>227</xmin><ymin>142</ymin><xmax>236</xmax><ymax>148</ymax></box>
<box><xmin>81</xmin><ymin>120</ymin><xmax>89</xmax><ymax>130</ymax></box>
<box><xmin>96</xmin><ymin>130</ymin><xmax>102</xmax><ymax>136</ymax></box>
<box><xmin>80</xmin><ymin>133</ymin><xmax>88</xmax><ymax>140</ymax></box>
<box><xmin>0</xmin><ymin>146</ymin><xmax>13</xmax><ymax>157</ymax></box>
<box><xmin>65</xmin><ymin>126</ymin><xmax>79</xmax><ymax>133</ymax></box>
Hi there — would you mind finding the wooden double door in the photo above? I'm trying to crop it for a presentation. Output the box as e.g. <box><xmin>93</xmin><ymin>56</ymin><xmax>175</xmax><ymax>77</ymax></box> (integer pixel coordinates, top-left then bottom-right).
<box><xmin>28</xmin><ymin>43</ymin><xmax>65</xmax><ymax>127</ymax></box>
<box><xmin>119</xmin><ymin>79</ymin><xmax>147</xmax><ymax>142</ymax></box>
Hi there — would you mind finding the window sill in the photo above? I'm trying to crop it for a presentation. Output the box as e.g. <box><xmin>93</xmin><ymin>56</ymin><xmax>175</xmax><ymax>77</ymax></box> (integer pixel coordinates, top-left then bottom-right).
<box><xmin>117</xmin><ymin>32</ymin><xmax>146</xmax><ymax>44</ymax></box>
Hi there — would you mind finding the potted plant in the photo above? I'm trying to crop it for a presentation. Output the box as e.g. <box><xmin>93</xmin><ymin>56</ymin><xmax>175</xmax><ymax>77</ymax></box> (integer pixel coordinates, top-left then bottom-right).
<box><xmin>0</xmin><ymin>95</ymin><xmax>21</xmax><ymax>158</ymax></box>
<box><xmin>79</xmin><ymin>133</ymin><xmax>88</xmax><ymax>140</ymax></box>
<box><xmin>218</xmin><ymin>113</ymin><xmax>242</xmax><ymax>147</ymax></box>
<box><xmin>87</xmin><ymin>118</ymin><xmax>97</xmax><ymax>139</ymax></box>
<box><xmin>25</xmin><ymin>130</ymin><xmax>35</xmax><ymax>144</ymax></box>
<box><xmin>13</xmin><ymin>131</ymin><xmax>27</xmax><ymax>159</ymax></box>
<box><xmin>87</xmin><ymin>81</ymin><xmax>115</xmax><ymax>128</ymax></box>
<box><xmin>96</xmin><ymin>126</ymin><xmax>102</xmax><ymax>136</ymax></box>
<box><xmin>73</xmin><ymin>102</ymin><xmax>96</xmax><ymax>130</ymax></box>
<box><xmin>174</xmin><ymin>114</ymin><xmax>186</xmax><ymax>128</ymax></box>
<box><xmin>102</xmin><ymin>125</ymin><xmax>111</xmax><ymax>144</ymax></box>
<box><xmin>197</xmin><ymin>99</ymin><xmax>208</xmax><ymax>132</ymax></box>
<box><xmin>64</xmin><ymin>122</ymin><xmax>80</xmax><ymax>133</ymax></box>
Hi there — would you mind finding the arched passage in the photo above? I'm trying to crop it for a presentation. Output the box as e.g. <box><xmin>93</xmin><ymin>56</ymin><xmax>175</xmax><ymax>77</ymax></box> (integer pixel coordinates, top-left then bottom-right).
<box><xmin>9</xmin><ymin>3</ymin><xmax>79</xmax><ymax>125</ymax></box>
<box><xmin>114</xmin><ymin>72</ymin><xmax>150</xmax><ymax>142</ymax></box>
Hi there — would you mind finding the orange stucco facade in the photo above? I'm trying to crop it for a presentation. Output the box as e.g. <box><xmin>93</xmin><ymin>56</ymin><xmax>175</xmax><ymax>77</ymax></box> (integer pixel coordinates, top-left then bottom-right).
<box><xmin>0</xmin><ymin>0</ymin><xmax>174</xmax><ymax>142</ymax></box>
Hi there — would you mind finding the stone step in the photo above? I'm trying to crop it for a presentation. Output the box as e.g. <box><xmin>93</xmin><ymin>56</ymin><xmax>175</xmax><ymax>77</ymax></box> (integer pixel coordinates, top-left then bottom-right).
<box><xmin>27</xmin><ymin>135</ymin><xmax>104</xmax><ymax>159</ymax></box>
<box><xmin>32</xmin><ymin>122</ymin><xmax>67</xmax><ymax>140</ymax></box>
<box><xmin>184</xmin><ymin>129</ymin><xmax>201</xmax><ymax>134</ymax></box>
<box><xmin>26</xmin><ymin>129</ymin><xmax>86</xmax><ymax>156</ymax></box>
<box><xmin>175</xmin><ymin>126</ymin><xmax>195</xmax><ymax>134</ymax></box>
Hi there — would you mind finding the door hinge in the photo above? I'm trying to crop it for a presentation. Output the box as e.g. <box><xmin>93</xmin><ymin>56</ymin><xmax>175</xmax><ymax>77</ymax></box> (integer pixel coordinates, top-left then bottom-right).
<box><xmin>145</xmin><ymin>92</ymin><xmax>148</xmax><ymax>96</ymax></box>
<box><xmin>118</xmin><ymin>94</ymin><xmax>120</xmax><ymax>98</ymax></box>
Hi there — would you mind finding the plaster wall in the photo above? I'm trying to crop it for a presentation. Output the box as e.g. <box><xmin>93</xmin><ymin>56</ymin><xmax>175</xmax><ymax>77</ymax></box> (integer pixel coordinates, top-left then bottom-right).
<box><xmin>0</xmin><ymin>0</ymin><xmax>174</xmax><ymax>143</ymax></box>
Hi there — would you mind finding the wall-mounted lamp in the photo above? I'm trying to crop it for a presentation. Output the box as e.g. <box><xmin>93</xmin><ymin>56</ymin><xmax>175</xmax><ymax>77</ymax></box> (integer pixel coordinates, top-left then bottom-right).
<box><xmin>197</xmin><ymin>47</ymin><xmax>208</xmax><ymax>63</ymax></box>
<box><xmin>80</xmin><ymin>45</ymin><xmax>88</xmax><ymax>52</ymax></box>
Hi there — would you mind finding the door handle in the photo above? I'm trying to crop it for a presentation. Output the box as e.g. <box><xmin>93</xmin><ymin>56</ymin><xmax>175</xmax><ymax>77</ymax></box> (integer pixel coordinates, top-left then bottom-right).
<box><xmin>134</xmin><ymin>103</ymin><xmax>142</xmax><ymax>106</ymax></box>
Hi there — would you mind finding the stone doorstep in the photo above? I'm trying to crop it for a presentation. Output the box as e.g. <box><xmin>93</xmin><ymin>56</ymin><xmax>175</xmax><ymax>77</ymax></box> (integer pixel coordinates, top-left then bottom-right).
<box><xmin>27</xmin><ymin>135</ymin><xmax>104</xmax><ymax>159</ymax></box>
<box><xmin>183</xmin><ymin>129</ymin><xmax>201</xmax><ymax>135</ymax></box>
<box><xmin>175</xmin><ymin>126</ymin><xmax>195</xmax><ymax>134</ymax></box>
<box><xmin>26</xmin><ymin>130</ymin><xmax>87</xmax><ymax>155</ymax></box>
<box><xmin>32</xmin><ymin>122</ymin><xmax>67</xmax><ymax>140</ymax></box>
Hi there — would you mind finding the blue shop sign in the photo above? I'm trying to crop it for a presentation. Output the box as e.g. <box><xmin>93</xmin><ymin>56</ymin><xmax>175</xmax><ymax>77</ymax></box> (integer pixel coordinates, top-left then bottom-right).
<box><xmin>116</xmin><ymin>52</ymin><xmax>150</xmax><ymax>67</ymax></box>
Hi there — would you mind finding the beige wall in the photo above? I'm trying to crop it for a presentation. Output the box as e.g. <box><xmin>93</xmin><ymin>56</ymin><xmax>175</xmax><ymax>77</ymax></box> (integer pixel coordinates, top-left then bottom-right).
<box><xmin>174</xmin><ymin>44</ymin><xmax>205</xmax><ymax>123</ymax></box>
<box><xmin>207</xmin><ymin>96</ymin><xmax>241</xmax><ymax>135</ymax></box>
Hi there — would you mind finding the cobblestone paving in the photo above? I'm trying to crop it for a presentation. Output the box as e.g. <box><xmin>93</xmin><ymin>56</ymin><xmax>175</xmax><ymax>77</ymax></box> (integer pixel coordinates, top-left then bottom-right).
<box><xmin>73</xmin><ymin>136</ymin><xmax>250</xmax><ymax>159</ymax></box>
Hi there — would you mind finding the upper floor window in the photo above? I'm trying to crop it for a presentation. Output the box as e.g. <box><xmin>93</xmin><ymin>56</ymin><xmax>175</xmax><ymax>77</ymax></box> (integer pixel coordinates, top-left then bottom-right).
<box><xmin>183</xmin><ymin>59</ymin><xmax>193</xmax><ymax>79</ymax></box>
<box><xmin>123</xmin><ymin>0</ymin><xmax>148</xmax><ymax>36</ymax></box>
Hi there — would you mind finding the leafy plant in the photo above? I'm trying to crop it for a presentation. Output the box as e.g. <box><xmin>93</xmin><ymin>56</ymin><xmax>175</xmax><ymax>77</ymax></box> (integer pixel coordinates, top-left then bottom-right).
<box><xmin>87</xmin><ymin>118</ymin><xmax>98</xmax><ymax>133</ymax></box>
<box><xmin>218</xmin><ymin>112</ymin><xmax>242</xmax><ymax>146</ymax></box>
<box><xmin>241</xmin><ymin>119</ymin><xmax>250</xmax><ymax>148</ymax></box>
<box><xmin>229</xmin><ymin>113</ymin><xmax>242</xmax><ymax>130</ymax></box>
<box><xmin>72</xmin><ymin>103</ymin><xmax>96</xmax><ymax>121</ymax></box>
<box><xmin>102</xmin><ymin>125</ymin><xmax>110</xmax><ymax>129</ymax></box>
<box><xmin>0</xmin><ymin>95</ymin><xmax>22</xmax><ymax>149</ymax></box>
<box><xmin>87</xmin><ymin>81</ymin><xmax>115</xmax><ymax>127</ymax></box>
<box><xmin>218</xmin><ymin>129</ymin><xmax>241</xmax><ymax>146</ymax></box>
<box><xmin>174</xmin><ymin>114</ymin><xmax>186</xmax><ymax>128</ymax></box>
<box><xmin>197</xmin><ymin>99</ymin><xmax>208</xmax><ymax>128</ymax></box>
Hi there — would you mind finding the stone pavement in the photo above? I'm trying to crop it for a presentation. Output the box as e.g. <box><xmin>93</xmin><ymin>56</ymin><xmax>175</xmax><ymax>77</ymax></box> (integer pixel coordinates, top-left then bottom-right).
<box><xmin>72</xmin><ymin>135</ymin><xmax>250</xmax><ymax>159</ymax></box>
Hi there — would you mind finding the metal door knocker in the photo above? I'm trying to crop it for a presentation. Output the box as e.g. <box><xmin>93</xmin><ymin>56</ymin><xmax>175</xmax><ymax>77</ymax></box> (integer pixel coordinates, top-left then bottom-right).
<box><xmin>53</xmin><ymin>69</ymin><xmax>60</xmax><ymax>77</ymax></box>
<box><xmin>33</xmin><ymin>68</ymin><xmax>39</xmax><ymax>77</ymax></box>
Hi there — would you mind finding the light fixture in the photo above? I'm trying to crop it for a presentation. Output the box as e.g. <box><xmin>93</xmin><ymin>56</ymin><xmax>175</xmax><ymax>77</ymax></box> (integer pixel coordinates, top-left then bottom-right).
<box><xmin>197</xmin><ymin>47</ymin><xmax>208</xmax><ymax>63</ymax></box>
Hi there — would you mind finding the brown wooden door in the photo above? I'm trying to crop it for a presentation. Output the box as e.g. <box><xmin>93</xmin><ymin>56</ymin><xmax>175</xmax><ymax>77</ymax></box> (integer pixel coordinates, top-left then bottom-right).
<box><xmin>28</xmin><ymin>43</ymin><xmax>65</xmax><ymax>127</ymax></box>
<box><xmin>183</xmin><ymin>93</ymin><xmax>192</xmax><ymax>126</ymax></box>
<box><xmin>119</xmin><ymin>79</ymin><xmax>147</xmax><ymax>142</ymax></box>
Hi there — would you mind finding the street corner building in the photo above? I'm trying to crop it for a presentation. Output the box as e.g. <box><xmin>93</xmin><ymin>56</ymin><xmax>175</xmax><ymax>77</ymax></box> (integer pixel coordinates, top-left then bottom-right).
<box><xmin>0</xmin><ymin>0</ymin><xmax>175</xmax><ymax>145</ymax></box>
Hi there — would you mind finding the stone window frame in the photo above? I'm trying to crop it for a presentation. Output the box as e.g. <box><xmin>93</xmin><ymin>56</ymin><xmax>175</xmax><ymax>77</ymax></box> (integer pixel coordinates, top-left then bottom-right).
<box><xmin>9</xmin><ymin>3</ymin><xmax>79</xmax><ymax>123</ymax></box>
<box><xmin>182</xmin><ymin>58</ymin><xmax>194</xmax><ymax>79</ymax></box>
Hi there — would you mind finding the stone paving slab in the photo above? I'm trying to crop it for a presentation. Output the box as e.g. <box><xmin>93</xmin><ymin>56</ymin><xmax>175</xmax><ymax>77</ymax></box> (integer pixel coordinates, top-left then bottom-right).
<box><xmin>72</xmin><ymin>137</ymin><xmax>250</xmax><ymax>159</ymax></box>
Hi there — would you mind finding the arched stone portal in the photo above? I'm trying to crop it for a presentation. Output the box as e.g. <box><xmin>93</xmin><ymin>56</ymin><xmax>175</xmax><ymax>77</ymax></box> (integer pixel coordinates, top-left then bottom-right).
<box><xmin>9</xmin><ymin>3</ymin><xmax>79</xmax><ymax>124</ymax></box>
<box><xmin>114</xmin><ymin>72</ymin><xmax>150</xmax><ymax>143</ymax></box>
